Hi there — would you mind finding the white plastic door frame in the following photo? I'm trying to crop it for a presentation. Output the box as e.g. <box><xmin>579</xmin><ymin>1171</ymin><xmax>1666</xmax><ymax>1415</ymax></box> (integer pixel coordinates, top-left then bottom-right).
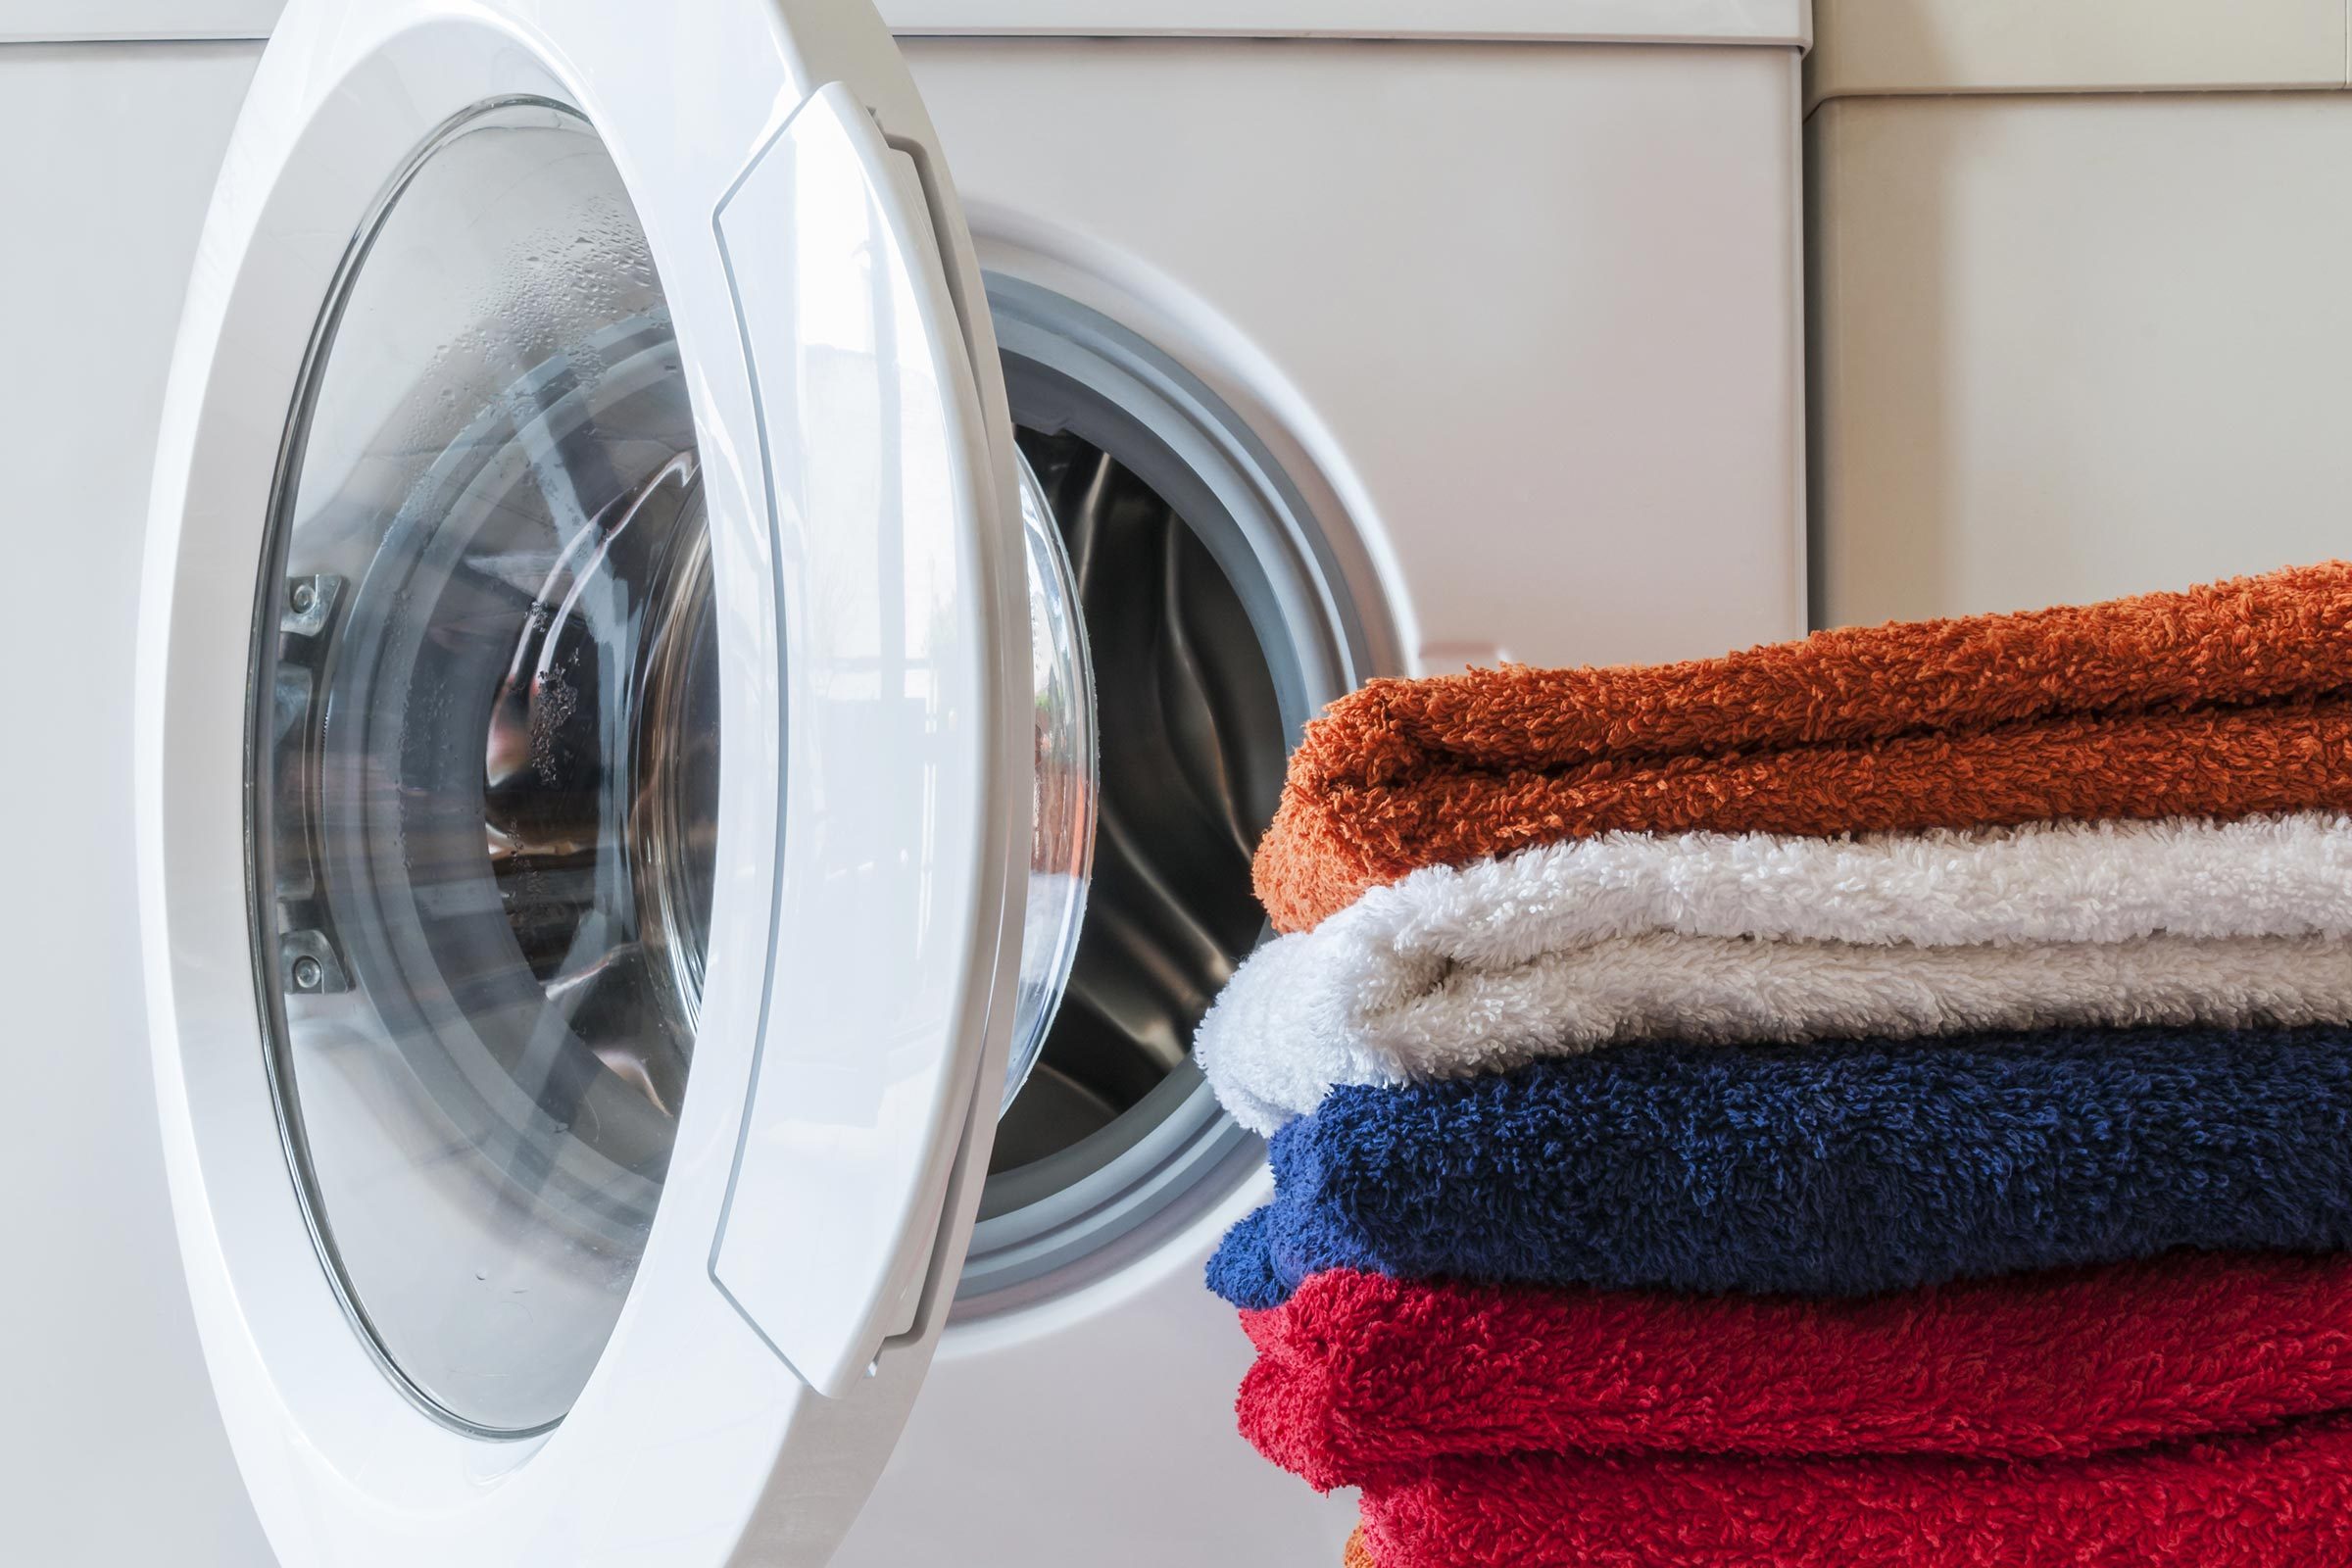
<box><xmin>135</xmin><ymin>0</ymin><xmax>1026</xmax><ymax>1562</ymax></box>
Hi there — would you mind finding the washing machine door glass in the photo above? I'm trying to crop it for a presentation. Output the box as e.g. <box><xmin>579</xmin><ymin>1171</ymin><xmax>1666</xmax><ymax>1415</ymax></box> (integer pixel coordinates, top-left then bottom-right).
<box><xmin>141</xmin><ymin>0</ymin><xmax>1046</xmax><ymax>1556</ymax></box>
<box><xmin>256</xmin><ymin>102</ymin><xmax>718</xmax><ymax>1438</ymax></box>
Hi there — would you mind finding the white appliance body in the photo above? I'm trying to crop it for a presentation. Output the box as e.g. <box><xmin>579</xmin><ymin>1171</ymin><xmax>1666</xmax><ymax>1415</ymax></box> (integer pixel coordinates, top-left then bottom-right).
<box><xmin>897</xmin><ymin>36</ymin><xmax>1809</xmax><ymax>679</ymax></box>
<box><xmin>12</xmin><ymin>4</ymin><xmax>1809</xmax><ymax>1566</ymax></box>
<box><xmin>840</xmin><ymin>25</ymin><xmax>1809</xmax><ymax>1568</ymax></box>
<box><xmin>0</xmin><ymin>34</ymin><xmax>276</xmax><ymax>1568</ymax></box>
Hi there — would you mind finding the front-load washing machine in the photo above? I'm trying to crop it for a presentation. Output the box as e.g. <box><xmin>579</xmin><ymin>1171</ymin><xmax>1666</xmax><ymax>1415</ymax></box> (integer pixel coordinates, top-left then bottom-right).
<box><xmin>100</xmin><ymin>0</ymin><xmax>1809</xmax><ymax>1563</ymax></box>
<box><xmin>841</xmin><ymin>9</ymin><xmax>1812</xmax><ymax>1563</ymax></box>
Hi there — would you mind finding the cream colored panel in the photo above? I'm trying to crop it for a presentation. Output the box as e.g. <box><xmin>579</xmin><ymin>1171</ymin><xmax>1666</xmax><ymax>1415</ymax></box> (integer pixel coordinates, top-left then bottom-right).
<box><xmin>0</xmin><ymin>41</ymin><xmax>275</xmax><ymax>1567</ymax></box>
<box><xmin>1808</xmin><ymin>0</ymin><xmax>2345</xmax><ymax>106</ymax></box>
<box><xmin>1811</xmin><ymin>94</ymin><xmax>2352</xmax><ymax>626</ymax></box>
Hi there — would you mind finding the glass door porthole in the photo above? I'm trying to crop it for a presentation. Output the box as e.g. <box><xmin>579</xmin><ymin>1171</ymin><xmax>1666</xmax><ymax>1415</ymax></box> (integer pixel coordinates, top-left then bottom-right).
<box><xmin>251</xmin><ymin>101</ymin><xmax>715</xmax><ymax>1437</ymax></box>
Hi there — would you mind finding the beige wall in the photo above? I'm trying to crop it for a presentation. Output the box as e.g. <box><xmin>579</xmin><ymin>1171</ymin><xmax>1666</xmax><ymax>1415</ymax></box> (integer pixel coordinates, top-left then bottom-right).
<box><xmin>1809</xmin><ymin>89</ymin><xmax>2352</xmax><ymax>625</ymax></box>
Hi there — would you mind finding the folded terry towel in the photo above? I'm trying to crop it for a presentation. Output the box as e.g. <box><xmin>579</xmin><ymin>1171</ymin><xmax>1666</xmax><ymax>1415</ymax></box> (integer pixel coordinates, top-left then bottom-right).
<box><xmin>1204</xmin><ymin>812</ymin><xmax>2352</xmax><ymax>1132</ymax></box>
<box><xmin>1207</xmin><ymin>929</ymin><xmax>2352</xmax><ymax>1136</ymax></box>
<box><xmin>1240</xmin><ymin>1256</ymin><xmax>2352</xmax><ymax>1490</ymax></box>
<box><xmin>1255</xmin><ymin>563</ymin><xmax>2352</xmax><ymax>931</ymax></box>
<box><xmin>1352</xmin><ymin>1415</ymin><xmax>2352</xmax><ymax>1568</ymax></box>
<box><xmin>1205</xmin><ymin>929</ymin><xmax>2352</xmax><ymax>1133</ymax></box>
<box><xmin>1205</xmin><ymin>1025</ymin><xmax>2352</xmax><ymax>1309</ymax></box>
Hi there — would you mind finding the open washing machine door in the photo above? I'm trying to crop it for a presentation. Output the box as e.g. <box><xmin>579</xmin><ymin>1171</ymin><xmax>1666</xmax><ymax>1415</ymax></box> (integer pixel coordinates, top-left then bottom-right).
<box><xmin>135</xmin><ymin>0</ymin><xmax>1066</xmax><ymax>1562</ymax></box>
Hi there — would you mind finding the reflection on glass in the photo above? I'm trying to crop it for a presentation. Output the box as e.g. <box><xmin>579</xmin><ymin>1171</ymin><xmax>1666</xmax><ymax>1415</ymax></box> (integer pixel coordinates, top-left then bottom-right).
<box><xmin>1006</xmin><ymin>452</ymin><xmax>1096</xmax><ymax>1110</ymax></box>
<box><xmin>254</xmin><ymin>102</ymin><xmax>713</xmax><ymax>1435</ymax></box>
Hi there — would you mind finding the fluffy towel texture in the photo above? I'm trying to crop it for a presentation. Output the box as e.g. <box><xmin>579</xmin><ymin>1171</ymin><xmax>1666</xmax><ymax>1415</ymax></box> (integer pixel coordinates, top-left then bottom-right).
<box><xmin>1205</xmin><ymin>1025</ymin><xmax>2352</xmax><ymax>1310</ymax></box>
<box><xmin>1239</xmin><ymin>1256</ymin><xmax>2352</xmax><ymax>1490</ymax></box>
<box><xmin>1353</xmin><ymin>1417</ymin><xmax>2352</xmax><ymax>1568</ymax></box>
<box><xmin>1250</xmin><ymin>812</ymin><xmax>2352</xmax><ymax>959</ymax></box>
<box><xmin>1254</xmin><ymin>562</ymin><xmax>2352</xmax><ymax>931</ymax></box>
<box><xmin>1203</xmin><ymin>813</ymin><xmax>2352</xmax><ymax>1130</ymax></box>
<box><xmin>1344</xmin><ymin>1528</ymin><xmax>1373</xmax><ymax>1568</ymax></box>
<box><xmin>1205</xmin><ymin>930</ymin><xmax>2352</xmax><ymax>1133</ymax></box>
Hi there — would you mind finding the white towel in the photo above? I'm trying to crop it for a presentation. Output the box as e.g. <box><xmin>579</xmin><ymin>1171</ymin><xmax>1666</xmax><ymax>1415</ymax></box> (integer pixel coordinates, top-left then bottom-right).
<box><xmin>1196</xmin><ymin>812</ymin><xmax>2352</xmax><ymax>1134</ymax></box>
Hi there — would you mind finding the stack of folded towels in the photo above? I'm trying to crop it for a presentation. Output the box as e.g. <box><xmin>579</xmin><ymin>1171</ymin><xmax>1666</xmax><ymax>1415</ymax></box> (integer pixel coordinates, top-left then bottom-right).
<box><xmin>1194</xmin><ymin>563</ymin><xmax>2352</xmax><ymax>1566</ymax></box>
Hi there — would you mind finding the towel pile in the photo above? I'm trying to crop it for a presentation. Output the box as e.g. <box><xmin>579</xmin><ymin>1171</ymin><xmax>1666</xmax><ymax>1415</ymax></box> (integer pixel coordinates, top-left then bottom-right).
<box><xmin>1194</xmin><ymin>563</ymin><xmax>2352</xmax><ymax>1566</ymax></box>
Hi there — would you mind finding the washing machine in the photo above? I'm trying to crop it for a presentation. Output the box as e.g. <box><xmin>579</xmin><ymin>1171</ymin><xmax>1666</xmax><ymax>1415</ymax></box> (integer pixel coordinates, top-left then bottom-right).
<box><xmin>18</xmin><ymin>0</ymin><xmax>1803</xmax><ymax>1562</ymax></box>
<box><xmin>1808</xmin><ymin>0</ymin><xmax>2352</xmax><ymax>624</ymax></box>
<box><xmin>843</xmin><ymin>9</ymin><xmax>1811</xmax><ymax>1562</ymax></box>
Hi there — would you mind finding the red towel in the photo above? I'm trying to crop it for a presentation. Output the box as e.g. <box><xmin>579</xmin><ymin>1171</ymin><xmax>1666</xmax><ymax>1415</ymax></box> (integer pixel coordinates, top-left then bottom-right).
<box><xmin>1241</xmin><ymin>1257</ymin><xmax>2352</xmax><ymax>1492</ymax></box>
<box><xmin>1352</xmin><ymin>1415</ymin><xmax>2352</xmax><ymax>1567</ymax></box>
<box><xmin>1255</xmin><ymin>562</ymin><xmax>2352</xmax><ymax>930</ymax></box>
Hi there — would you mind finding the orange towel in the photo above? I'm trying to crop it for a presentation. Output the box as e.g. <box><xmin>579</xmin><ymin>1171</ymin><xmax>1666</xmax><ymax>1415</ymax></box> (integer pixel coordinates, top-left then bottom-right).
<box><xmin>1256</xmin><ymin>563</ymin><xmax>2352</xmax><ymax>932</ymax></box>
<box><xmin>1345</xmin><ymin>1525</ymin><xmax>1375</xmax><ymax>1567</ymax></box>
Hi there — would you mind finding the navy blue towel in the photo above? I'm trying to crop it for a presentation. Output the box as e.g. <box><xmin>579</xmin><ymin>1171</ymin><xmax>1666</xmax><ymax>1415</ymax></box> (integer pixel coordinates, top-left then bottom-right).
<box><xmin>1206</xmin><ymin>1025</ymin><xmax>2352</xmax><ymax>1310</ymax></box>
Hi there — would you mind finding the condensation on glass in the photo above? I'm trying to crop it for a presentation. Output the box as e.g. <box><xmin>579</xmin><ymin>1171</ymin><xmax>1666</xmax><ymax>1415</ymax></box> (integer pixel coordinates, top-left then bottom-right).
<box><xmin>251</xmin><ymin>102</ymin><xmax>714</xmax><ymax>1436</ymax></box>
